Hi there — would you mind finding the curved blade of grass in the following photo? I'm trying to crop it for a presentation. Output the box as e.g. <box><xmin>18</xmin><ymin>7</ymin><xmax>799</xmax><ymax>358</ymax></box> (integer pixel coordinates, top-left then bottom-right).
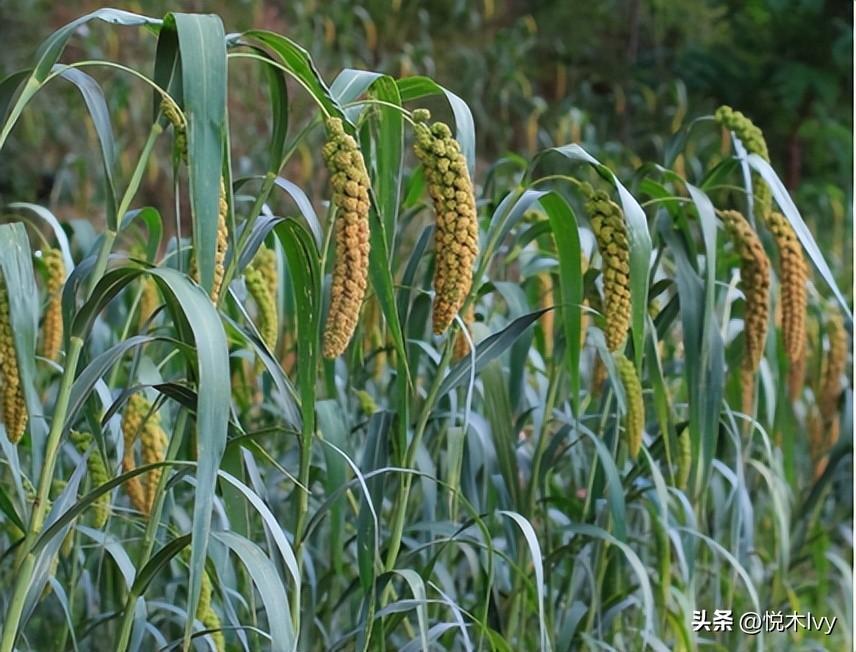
<box><xmin>438</xmin><ymin>308</ymin><xmax>550</xmax><ymax>398</ymax></box>
<box><xmin>397</xmin><ymin>76</ymin><xmax>475</xmax><ymax>174</ymax></box>
<box><xmin>273</xmin><ymin>177</ymin><xmax>322</xmax><ymax>248</ymax></box>
<box><xmin>76</xmin><ymin>265</ymin><xmax>230</xmax><ymax>642</ymax></box>
<box><xmin>534</xmin><ymin>145</ymin><xmax>652</xmax><ymax>369</ymax></box>
<box><xmin>565</xmin><ymin>523</ymin><xmax>655</xmax><ymax>635</ymax></box>
<box><xmin>539</xmin><ymin>192</ymin><xmax>582</xmax><ymax>415</ymax></box>
<box><xmin>212</xmin><ymin>530</ymin><xmax>296</xmax><ymax>652</ymax></box>
<box><xmin>235</xmin><ymin>31</ymin><xmax>344</xmax><ymax>122</ymax></box>
<box><xmin>9</xmin><ymin>203</ymin><xmax>74</xmax><ymax>271</ymax></box>
<box><xmin>0</xmin><ymin>8</ymin><xmax>160</xmax><ymax>153</ymax></box>
<box><xmin>748</xmin><ymin>153</ymin><xmax>852</xmax><ymax>319</ymax></box>
<box><xmin>55</xmin><ymin>66</ymin><xmax>117</xmax><ymax>225</ymax></box>
<box><xmin>499</xmin><ymin>511</ymin><xmax>550</xmax><ymax>652</ymax></box>
<box><xmin>169</xmin><ymin>12</ymin><xmax>227</xmax><ymax>296</ymax></box>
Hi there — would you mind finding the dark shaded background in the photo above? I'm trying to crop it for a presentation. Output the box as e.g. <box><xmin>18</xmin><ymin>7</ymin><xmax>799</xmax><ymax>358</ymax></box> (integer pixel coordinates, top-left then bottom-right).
<box><xmin>0</xmin><ymin>0</ymin><xmax>851</xmax><ymax>282</ymax></box>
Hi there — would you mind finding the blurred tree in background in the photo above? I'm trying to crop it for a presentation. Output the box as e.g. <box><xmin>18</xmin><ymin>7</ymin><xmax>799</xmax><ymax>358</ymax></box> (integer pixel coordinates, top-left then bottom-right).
<box><xmin>0</xmin><ymin>0</ymin><xmax>851</xmax><ymax>282</ymax></box>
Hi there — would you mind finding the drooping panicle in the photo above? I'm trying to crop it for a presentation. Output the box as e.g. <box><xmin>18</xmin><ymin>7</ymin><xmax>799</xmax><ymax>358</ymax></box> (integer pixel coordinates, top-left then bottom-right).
<box><xmin>321</xmin><ymin>116</ymin><xmax>372</xmax><ymax>358</ymax></box>
<box><xmin>0</xmin><ymin>278</ymin><xmax>27</xmax><ymax>443</ymax></box>
<box><xmin>615</xmin><ymin>353</ymin><xmax>644</xmax><ymax>459</ymax></box>
<box><xmin>582</xmin><ymin>183</ymin><xmax>631</xmax><ymax>351</ymax></box>
<box><xmin>412</xmin><ymin>109</ymin><xmax>479</xmax><ymax>335</ymax></box>
<box><xmin>40</xmin><ymin>247</ymin><xmax>65</xmax><ymax>361</ymax></box>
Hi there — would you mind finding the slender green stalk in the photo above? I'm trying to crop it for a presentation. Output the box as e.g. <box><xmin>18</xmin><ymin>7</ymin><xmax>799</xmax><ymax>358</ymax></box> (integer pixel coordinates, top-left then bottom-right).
<box><xmin>384</xmin><ymin>343</ymin><xmax>454</xmax><ymax>573</ymax></box>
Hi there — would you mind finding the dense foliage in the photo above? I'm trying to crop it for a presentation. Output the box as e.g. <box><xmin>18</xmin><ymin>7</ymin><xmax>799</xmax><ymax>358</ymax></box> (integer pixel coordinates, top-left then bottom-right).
<box><xmin>0</xmin><ymin>6</ymin><xmax>851</xmax><ymax>652</ymax></box>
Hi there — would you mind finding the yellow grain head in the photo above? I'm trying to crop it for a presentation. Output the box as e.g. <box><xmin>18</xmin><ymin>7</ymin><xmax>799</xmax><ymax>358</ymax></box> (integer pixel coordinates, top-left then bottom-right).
<box><xmin>412</xmin><ymin>109</ymin><xmax>479</xmax><ymax>335</ymax></box>
<box><xmin>819</xmin><ymin>307</ymin><xmax>847</xmax><ymax>426</ymax></box>
<box><xmin>197</xmin><ymin>566</ymin><xmax>225</xmax><ymax>651</ymax></box>
<box><xmin>246</xmin><ymin>245</ymin><xmax>279</xmax><ymax>351</ymax></box>
<box><xmin>161</xmin><ymin>96</ymin><xmax>187</xmax><ymax>162</ymax></box>
<box><xmin>615</xmin><ymin>353</ymin><xmax>644</xmax><ymax>459</ymax></box>
<box><xmin>766</xmin><ymin>211</ymin><xmax>808</xmax><ymax>367</ymax></box>
<box><xmin>719</xmin><ymin>209</ymin><xmax>771</xmax><ymax>412</ymax></box>
<box><xmin>537</xmin><ymin>272</ymin><xmax>555</xmax><ymax>358</ymax></box>
<box><xmin>70</xmin><ymin>431</ymin><xmax>110</xmax><ymax>529</ymax></box>
<box><xmin>139</xmin><ymin>275</ymin><xmax>159</xmax><ymax>329</ymax></box>
<box><xmin>321</xmin><ymin>116</ymin><xmax>372</xmax><ymax>358</ymax></box>
<box><xmin>139</xmin><ymin>404</ymin><xmax>167</xmax><ymax>514</ymax></box>
<box><xmin>714</xmin><ymin>105</ymin><xmax>771</xmax><ymax>219</ymax></box>
<box><xmin>121</xmin><ymin>394</ymin><xmax>150</xmax><ymax>514</ymax></box>
<box><xmin>189</xmin><ymin>177</ymin><xmax>229</xmax><ymax>303</ymax></box>
<box><xmin>582</xmin><ymin>184</ymin><xmax>631</xmax><ymax>351</ymax></box>
<box><xmin>0</xmin><ymin>277</ymin><xmax>27</xmax><ymax>443</ymax></box>
<box><xmin>40</xmin><ymin>247</ymin><xmax>65</xmax><ymax>361</ymax></box>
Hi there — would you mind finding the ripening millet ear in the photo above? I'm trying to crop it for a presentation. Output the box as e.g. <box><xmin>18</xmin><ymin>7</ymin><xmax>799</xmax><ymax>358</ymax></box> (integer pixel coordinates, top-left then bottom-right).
<box><xmin>582</xmin><ymin>183</ymin><xmax>631</xmax><ymax>352</ymax></box>
<box><xmin>40</xmin><ymin>248</ymin><xmax>65</xmax><ymax>361</ymax></box>
<box><xmin>412</xmin><ymin>109</ymin><xmax>479</xmax><ymax>335</ymax></box>
<box><xmin>161</xmin><ymin>95</ymin><xmax>187</xmax><ymax>162</ymax></box>
<box><xmin>70</xmin><ymin>431</ymin><xmax>110</xmax><ymax>529</ymax></box>
<box><xmin>715</xmin><ymin>107</ymin><xmax>809</xmax><ymax>382</ymax></box>
<box><xmin>819</xmin><ymin>308</ymin><xmax>847</xmax><ymax>428</ymax></box>
<box><xmin>766</xmin><ymin>211</ymin><xmax>808</xmax><ymax>369</ymax></box>
<box><xmin>321</xmin><ymin>116</ymin><xmax>371</xmax><ymax>358</ymax></box>
<box><xmin>719</xmin><ymin>210</ymin><xmax>771</xmax><ymax>412</ymax></box>
<box><xmin>614</xmin><ymin>353</ymin><xmax>644</xmax><ymax>459</ymax></box>
<box><xmin>246</xmin><ymin>246</ymin><xmax>279</xmax><ymax>351</ymax></box>
<box><xmin>122</xmin><ymin>393</ymin><xmax>167</xmax><ymax>515</ymax></box>
<box><xmin>0</xmin><ymin>278</ymin><xmax>27</xmax><ymax>444</ymax></box>
<box><xmin>139</xmin><ymin>275</ymin><xmax>160</xmax><ymax>329</ymax></box>
<box><xmin>197</xmin><ymin>567</ymin><xmax>225</xmax><ymax>651</ymax></box>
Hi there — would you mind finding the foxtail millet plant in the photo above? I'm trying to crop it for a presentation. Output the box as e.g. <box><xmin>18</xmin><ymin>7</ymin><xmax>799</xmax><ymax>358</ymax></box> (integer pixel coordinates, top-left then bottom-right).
<box><xmin>0</xmin><ymin>10</ymin><xmax>849</xmax><ymax>652</ymax></box>
<box><xmin>321</xmin><ymin>116</ymin><xmax>371</xmax><ymax>358</ymax></box>
<box><xmin>715</xmin><ymin>105</ymin><xmax>809</xmax><ymax>383</ymax></box>
<box><xmin>412</xmin><ymin>108</ymin><xmax>479</xmax><ymax>335</ymax></box>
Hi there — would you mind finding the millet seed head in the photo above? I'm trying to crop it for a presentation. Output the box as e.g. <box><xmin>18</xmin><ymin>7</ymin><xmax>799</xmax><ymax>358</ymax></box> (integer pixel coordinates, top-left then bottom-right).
<box><xmin>322</xmin><ymin>116</ymin><xmax>372</xmax><ymax>358</ymax></box>
<box><xmin>413</xmin><ymin>116</ymin><xmax>478</xmax><ymax>335</ymax></box>
<box><xmin>582</xmin><ymin>183</ymin><xmax>632</xmax><ymax>352</ymax></box>
<box><xmin>615</xmin><ymin>353</ymin><xmax>644</xmax><ymax>459</ymax></box>
<box><xmin>0</xmin><ymin>278</ymin><xmax>27</xmax><ymax>444</ymax></box>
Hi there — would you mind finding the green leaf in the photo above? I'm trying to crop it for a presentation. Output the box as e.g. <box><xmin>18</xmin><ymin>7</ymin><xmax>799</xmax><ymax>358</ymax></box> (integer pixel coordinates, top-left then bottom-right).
<box><xmin>533</xmin><ymin>145</ymin><xmax>652</xmax><ymax>369</ymax></box>
<box><xmin>0</xmin><ymin>223</ymin><xmax>41</xmax><ymax>446</ymax></box>
<box><xmin>499</xmin><ymin>511</ymin><xmax>551</xmax><ymax>652</ymax></box>
<box><xmin>236</xmin><ymin>31</ymin><xmax>344</xmax><ymax>122</ymax></box>
<box><xmin>0</xmin><ymin>8</ymin><xmax>160</xmax><ymax>153</ymax></box>
<box><xmin>212</xmin><ymin>530</ymin><xmax>296</xmax><ymax>652</ymax></box>
<box><xmin>538</xmin><ymin>192</ymin><xmax>582</xmax><ymax>415</ymax></box>
<box><xmin>169</xmin><ymin>12</ymin><xmax>228</xmax><ymax>296</ymax></box>
<box><xmin>748</xmin><ymin>154</ymin><xmax>852</xmax><ymax>319</ymax></box>
<box><xmin>438</xmin><ymin>308</ymin><xmax>550</xmax><ymax>398</ymax></box>
<box><xmin>397</xmin><ymin>76</ymin><xmax>476</xmax><ymax>174</ymax></box>
<box><xmin>55</xmin><ymin>66</ymin><xmax>117</xmax><ymax>225</ymax></box>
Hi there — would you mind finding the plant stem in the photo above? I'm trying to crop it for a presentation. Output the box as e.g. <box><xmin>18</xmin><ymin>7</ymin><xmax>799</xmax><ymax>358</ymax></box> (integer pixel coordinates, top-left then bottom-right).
<box><xmin>383</xmin><ymin>344</ymin><xmax>453</xmax><ymax>574</ymax></box>
<box><xmin>0</xmin><ymin>335</ymin><xmax>83</xmax><ymax>652</ymax></box>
